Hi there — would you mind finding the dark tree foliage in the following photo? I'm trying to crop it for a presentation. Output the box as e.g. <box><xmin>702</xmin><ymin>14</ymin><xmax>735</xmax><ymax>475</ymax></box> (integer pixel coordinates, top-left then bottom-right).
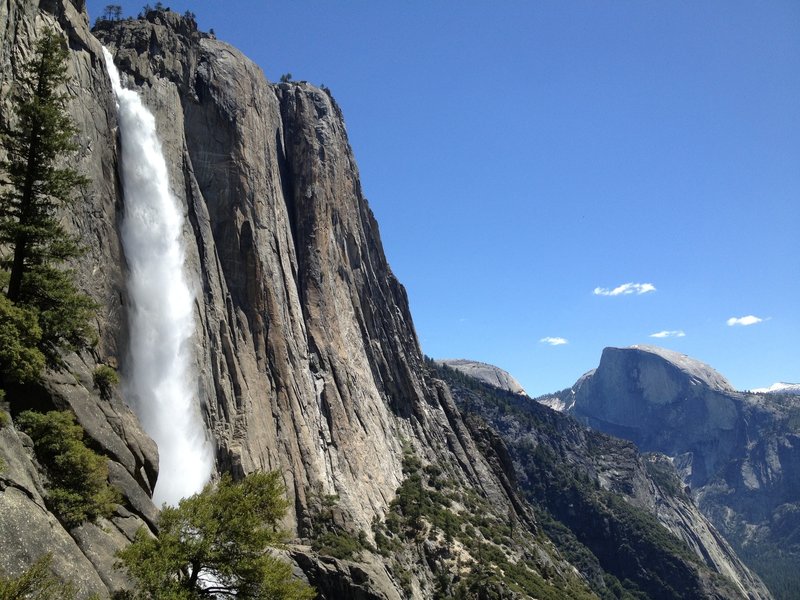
<box><xmin>18</xmin><ymin>263</ymin><xmax>96</xmax><ymax>361</ymax></box>
<box><xmin>0</xmin><ymin>29</ymin><xmax>95</xmax><ymax>372</ymax></box>
<box><xmin>102</xmin><ymin>4</ymin><xmax>123</xmax><ymax>21</ymax></box>
<box><xmin>0</xmin><ymin>290</ymin><xmax>44</xmax><ymax>384</ymax></box>
<box><xmin>307</xmin><ymin>492</ymin><xmax>370</xmax><ymax>560</ymax></box>
<box><xmin>93</xmin><ymin>364</ymin><xmax>119</xmax><ymax>400</ymax></box>
<box><xmin>0</xmin><ymin>30</ymin><xmax>85</xmax><ymax>301</ymax></box>
<box><xmin>138</xmin><ymin>4</ymin><xmax>169</xmax><ymax>18</ymax></box>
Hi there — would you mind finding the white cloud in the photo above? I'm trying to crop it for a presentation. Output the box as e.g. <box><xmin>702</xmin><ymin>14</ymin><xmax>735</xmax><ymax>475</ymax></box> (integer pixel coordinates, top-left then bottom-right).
<box><xmin>649</xmin><ymin>330</ymin><xmax>686</xmax><ymax>338</ymax></box>
<box><xmin>540</xmin><ymin>337</ymin><xmax>568</xmax><ymax>346</ymax></box>
<box><xmin>593</xmin><ymin>282</ymin><xmax>656</xmax><ymax>297</ymax></box>
<box><xmin>727</xmin><ymin>315</ymin><xmax>763</xmax><ymax>327</ymax></box>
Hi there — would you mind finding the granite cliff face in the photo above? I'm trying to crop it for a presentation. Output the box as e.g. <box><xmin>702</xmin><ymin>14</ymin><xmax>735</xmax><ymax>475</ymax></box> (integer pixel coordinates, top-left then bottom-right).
<box><xmin>572</xmin><ymin>346</ymin><xmax>742</xmax><ymax>487</ymax></box>
<box><xmin>0</xmin><ymin>3</ymin><xmax>777</xmax><ymax>598</ymax></box>
<box><xmin>554</xmin><ymin>345</ymin><xmax>800</xmax><ymax>598</ymax></box>
<box><xmin>92</xmin><ymin>8</ymin><xmax>502</xmax><ymax>540</ymax></box>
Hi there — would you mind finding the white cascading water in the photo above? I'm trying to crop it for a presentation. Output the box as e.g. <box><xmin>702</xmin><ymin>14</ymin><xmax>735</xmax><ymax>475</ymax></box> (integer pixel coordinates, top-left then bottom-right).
<box><xmin>103</xmin><ymin>48</ymin><xmax>212</xmax><ymax>505</ymax></box>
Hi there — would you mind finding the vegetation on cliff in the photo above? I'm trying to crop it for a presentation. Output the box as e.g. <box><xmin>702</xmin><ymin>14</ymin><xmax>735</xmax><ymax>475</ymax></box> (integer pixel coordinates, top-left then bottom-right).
<box><xmin>0</xmin><ymin>292</ymin><xmax>44</xmax><ymax>385</ymax></box>
<box><xmin>92</xmin><ymin>364</ymin><xmax>120</xmax><ymax>401</ymax></box>
<box><xmin>371</xmin><ymin>443</ymin><xmax>595</xmax><ymax>599</ymax></box>
<box><xmin>17</xmin><ymin>410</ymin><xmax>119</xmax><ymax>528</ymax></box>
<box><xmin>116</xmin><ymin>472</ymin><xmax>315</xmax><ymax>600</ymax></box>
<box><xmin>0</xmin><ymin>29</ymin><xmax>113</xmax><ymax>544</ymax></box>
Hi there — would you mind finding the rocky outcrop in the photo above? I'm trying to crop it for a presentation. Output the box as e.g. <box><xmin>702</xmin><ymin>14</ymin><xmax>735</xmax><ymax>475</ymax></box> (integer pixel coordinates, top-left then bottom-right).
<box><xmin>0</xmin><ymin>419</ymin><xmax>108</xmax><ymax>598</ymax></box>
<box><xmin>560</xmin><ymin>345</ymin><xmax>800</xmax><ymax>599</ymax></box>
<box><xmin>288</xmin><ymin>549</ymin><xmax>402</xmax><ymax>600</ymax></box>
<box><xmin>571</xmin><ymin>346</ymin><xmax>744</xmax><ymax>487</ymax></box>
<box><xmin>0</xmin><ymin>398</ymin><xmax>155</xmax><ymax>598</ymax></box>
<box><xmin>436</xmin><ymin>358</ymin><xmax>528</xmax><ymax>395</ymax></box>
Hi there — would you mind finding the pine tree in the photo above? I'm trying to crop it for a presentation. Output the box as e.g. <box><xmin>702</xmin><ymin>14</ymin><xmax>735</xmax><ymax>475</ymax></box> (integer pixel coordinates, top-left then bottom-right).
<box><xmin>117</xmin><ymin>472</ymin><xmax>316</xmax><ymax>600</ymax></box>
<box><xmin>1</xmin><ymin>29</ymin><xmax>82</xmax><ymax>299</ymax></box>
<box><xmin>102</xmin><ymin>4</ymin><xmax>123</xmax><ymax>21</ymax></box>
<box><xmin>17</xmin><ymin>410</ymin><xmax>120</xmax><ymax>528</ymax></box>
<box><xmin>0</xmin><ymin>29</ymin><xmax>94</xmax><ymax>368</ymax></box>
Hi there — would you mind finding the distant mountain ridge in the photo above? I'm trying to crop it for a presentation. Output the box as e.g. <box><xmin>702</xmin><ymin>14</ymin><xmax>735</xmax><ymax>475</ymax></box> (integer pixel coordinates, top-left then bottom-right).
<box><xmin>435</xmin><ymin>358</ymin><xmax>528</xmax><ymax>395</ymax></box>
<box><xmin>752</xmin><ymin>382</ymin><xmax>800</xmax><ymax>395</ymax></box>
<box><xmin>541</xmin><ymin>345</ymin><xmax>800</xmax><ymax>599</ymax></box>
<box><xmin>431</xmin><ymin>360</ymin><xmax>770</xmax><ymax>599</ymax></box>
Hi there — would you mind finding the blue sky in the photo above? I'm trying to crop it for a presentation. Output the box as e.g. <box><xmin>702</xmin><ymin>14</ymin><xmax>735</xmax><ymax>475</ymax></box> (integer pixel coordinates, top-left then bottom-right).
<box><xmin>88</xmin><ymin>1</ymin><xmax>799</xmax><ymax>396</ymax></box>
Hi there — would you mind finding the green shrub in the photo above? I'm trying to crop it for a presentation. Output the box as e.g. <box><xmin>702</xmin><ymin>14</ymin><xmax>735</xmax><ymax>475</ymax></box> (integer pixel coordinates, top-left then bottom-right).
<box><xmin>19</xmin><ymin>265</ymin><xmax>97</xmax><ymax>364</ymax></box>
<box><xmin>644</xmin><ymin>455</ymin><xmax>684</xmax><ymax>497</ymax></box>
<box><xmin>16</xmin><ymin>410</ymin><xmax>119</xmax><ymax>527</ymax></box>
<box><xmin>312</xmin><ymin>530</ymin><xmax>364</xmax><ymax>560</ymax></box>
<box><xmin>0</xmin><ymin>408</ymin><xmax>9</xmax><ymax>429</ymax></box>
<box><xmin>373</xmin><ymin>527</ymin><xmax>401</xmax><ymax>557</ymax></box>
<box><xmin>307</xmin><ymin>491</ymin><xmax>370</xmax><ymax>560</ymax></box>
<box><xmin>92</xmin><ymin>365</ymin><xmax>119</xmax><ymax>400</ymax></box>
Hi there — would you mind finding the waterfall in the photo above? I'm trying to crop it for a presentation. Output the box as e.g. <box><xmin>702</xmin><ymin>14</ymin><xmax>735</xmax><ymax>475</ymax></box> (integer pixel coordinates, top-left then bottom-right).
<box><xmin>103</xmin><ymin>48</ymin><xmax>213</xmax><ymax>506</ymax></box>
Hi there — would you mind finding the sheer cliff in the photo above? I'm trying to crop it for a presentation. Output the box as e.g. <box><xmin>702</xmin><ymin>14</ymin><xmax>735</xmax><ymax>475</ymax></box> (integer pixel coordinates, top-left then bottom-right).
<box><xmin>0</xmin><ymin>2</ymin><xmax>775</xmax><ymax>599</ymax></box>
<box><xmin>92</xmin><ymin>8</ymin><xmax>492</xmax><ymax>539</ymax></box>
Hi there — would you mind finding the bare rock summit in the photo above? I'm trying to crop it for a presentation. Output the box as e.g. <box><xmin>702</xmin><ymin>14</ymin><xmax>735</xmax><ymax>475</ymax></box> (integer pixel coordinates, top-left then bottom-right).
<box><xmin>435</xmin><ymin>358</ymin><xmax>528</xmax><ymax>395</ymax></box>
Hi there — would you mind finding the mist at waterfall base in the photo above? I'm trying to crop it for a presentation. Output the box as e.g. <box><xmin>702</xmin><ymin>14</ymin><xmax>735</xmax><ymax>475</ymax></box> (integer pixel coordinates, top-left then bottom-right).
<box><xmin>103</xmin><ymin>48</ymin><xmax>213</xmax><ymax>505</ymax></box>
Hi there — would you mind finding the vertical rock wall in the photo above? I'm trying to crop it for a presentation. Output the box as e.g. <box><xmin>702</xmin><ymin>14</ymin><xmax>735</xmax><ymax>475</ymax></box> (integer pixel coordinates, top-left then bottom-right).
<box><xmin>95</xmin><ymin>9</ymin><xmax>508</xmax><ymax>540</ymax></box>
